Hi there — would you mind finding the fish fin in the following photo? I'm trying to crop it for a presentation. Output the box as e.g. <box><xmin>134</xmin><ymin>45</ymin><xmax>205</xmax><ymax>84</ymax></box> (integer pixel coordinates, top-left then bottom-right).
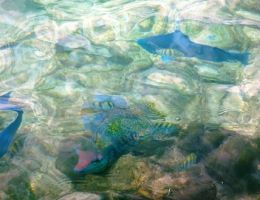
<box><xmin>0</xmin><ymin>92</ymin><xmax>12</xmax><ymax>99</ymax></box>
<box><xmin>0</xmin><ymin>92</ymin><xmax>22</xmax><ymax>112</ymax></box>
<box><xmin>238</xmin><ymin>52</ymin><xmax>249</xmax><ymax>65</ymax></box>
<box><xmin>0</xmin><ymin>92</ymin><xmax>12</xmax><ymax>104</ymax></box>
<box><xmin>0</xmin><ymin>108</ymin><xmax>23</xmax><ymax>158</ymax></box>
<box><xmin>161</xmin><ymin>55</ymin><xmax>175</xmax><ymax>63</ymax></box>
<box><xmin>111</xmin><ymin>96</ymin><xmax>128</xmax><ymax>109</ymax></box>
<box><xmin>230</xmin><ymin>51</ymin><xmax>249</xmax><ymax>65</ymax></box>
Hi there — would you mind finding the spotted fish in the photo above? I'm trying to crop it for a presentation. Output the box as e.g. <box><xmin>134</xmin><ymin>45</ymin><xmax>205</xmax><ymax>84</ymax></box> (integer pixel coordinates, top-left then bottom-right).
<box><xmin>76</xmin><ymin>95</ymin><xmax>169</xmax><ymax>174</ymax></box>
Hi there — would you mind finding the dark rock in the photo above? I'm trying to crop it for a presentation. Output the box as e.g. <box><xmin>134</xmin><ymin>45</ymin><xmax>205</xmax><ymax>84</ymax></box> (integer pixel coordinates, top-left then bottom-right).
<box><xmin>102</xmin><ymin>192</ymin><xmax>150</xmax><ymax>200</ymax></box>
<box><xmin>108</xmin><ymin>54</ymin><xmax>133</xmax><ymax>66</ymax></box>
<box><xmin>131</xmin><ymin>138</ymin><xmax>175</xmax><ymax>157</ymax></box>
<box><xmin>234</xmin><ymin>144</ymin><xmax>256</xmax><ymax>177</ymax></box>
<box><xmin>177</xmin><ymin>123</ymin><xmax>230</xmax><ymax>160</ymax></box>
<box><xmin>205</xmin><ymin>136</ymin><xmax>259</xmax><ymax>193</ymax></box>
<box><xmin>170</xmin><ymin>178</ymin><xmax>217</xmax><ymax>200</ymax></box>
<box><xmin>137</xmin><ymin>167</ymin><xmax>217</xmax><ymax>200</ymax></box>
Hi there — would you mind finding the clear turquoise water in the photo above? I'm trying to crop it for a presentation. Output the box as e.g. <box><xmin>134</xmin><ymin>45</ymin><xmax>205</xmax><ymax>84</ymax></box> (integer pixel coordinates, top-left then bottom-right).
<box><xmin>0</xmin><ymin>0</ymin><xmax>260</xmax><ymax>199</ymax></box>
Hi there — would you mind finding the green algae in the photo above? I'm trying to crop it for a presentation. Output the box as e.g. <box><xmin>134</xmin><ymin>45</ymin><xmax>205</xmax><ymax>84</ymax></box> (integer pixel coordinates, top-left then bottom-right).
<box><xmin>246</xmin><ymin>175</ymin><xmax>260</xmax><ymax>193</ymax></box>
<box><xmin>254</xmin><ymin>138</ymin><xmax>260</xmax><ymax>156</ymax></box>
<box><xmin>234</xmin><ymin>145</ymin><xmax>256</xmax><ymax>177</ymax></box>
<box><xmin>0</xmin><ymin>116</ymin><xmax>4</xmax><ymax>130</ymax></box>
<box><xmin>138</xmin><ymin>16</ymin><xmax>155</xmax><ymax>32</ymax></box>
<box><xmin>237</xmin><ymin>0</ymin><xmax>260</xmax><ymax>14</ymax></box>
<box><xmin>181</xmin><ymin>21</ymin><xmax>203</xmax><ymax>38</ymax></box>
<box><xmin>5</xmin><ymin>173</ymin><xmax>36</xmax><ymax>200</ymax></box>
<box><xmin>8</xmin><ymin>134</ymin><xmax>26</xmax><ymax>158</ymax></box>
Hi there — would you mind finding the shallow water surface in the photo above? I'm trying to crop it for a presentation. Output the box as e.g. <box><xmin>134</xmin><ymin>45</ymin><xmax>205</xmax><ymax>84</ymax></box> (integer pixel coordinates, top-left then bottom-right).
<box><xmin>0</xmin><ymin>0</ymin><xmax>260</xmax><ymax>199</ymax></box>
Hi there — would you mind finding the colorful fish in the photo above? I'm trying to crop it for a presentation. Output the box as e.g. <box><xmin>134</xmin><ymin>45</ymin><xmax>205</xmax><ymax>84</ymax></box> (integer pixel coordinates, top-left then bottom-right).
<box><xmin>74</xmin><ymin>95</ymin><xmax>179</xmax><ymax>175</ymax></box>
<box><xmin>173</xmin><ymin>153</ymin><xmax>197</xmax><ymax>172</ymax></box>
<box><xmin>0</xmin><ymin>92</ymin><xmax>23</xmax><ymax>158</ymax></box>
<box><xmin>137</xmin><ymin>30</ymin><xmax>249</xmax><ymax>65</ymax></box>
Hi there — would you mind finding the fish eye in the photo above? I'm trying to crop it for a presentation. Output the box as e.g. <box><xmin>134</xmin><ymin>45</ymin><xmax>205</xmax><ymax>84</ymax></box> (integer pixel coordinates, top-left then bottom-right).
<box><xmin>90</xmin><ymin>158</ymin><xmax>102</xmax><ymax>165</ymax></box>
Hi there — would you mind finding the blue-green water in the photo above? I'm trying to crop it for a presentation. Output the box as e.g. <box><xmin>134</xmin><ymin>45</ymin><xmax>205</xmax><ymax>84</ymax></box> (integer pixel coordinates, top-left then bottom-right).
<box><xmin>0</xmin><ymin>0</ymin><xmax>260</xmax><ymax>199</ymax></box>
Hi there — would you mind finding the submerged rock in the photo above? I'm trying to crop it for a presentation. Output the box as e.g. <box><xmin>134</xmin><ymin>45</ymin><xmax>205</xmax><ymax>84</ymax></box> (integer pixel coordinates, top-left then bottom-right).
<box><xmin>152</xmin><ymin>15</ymin><xmax>169</xmax><ymax>35</ymax></box>
<box><xmin>177</xmin><ymin>123</ymin><xmax>230</xmax><ymax>160</ymax></box>
<box><xmin>228</xmin><ymin>0</ymin><xmax>260</xmax><ymax>15</ymax></box>
<box><xmin>58</xmin><ymin>192</ymin><xmax>101</xmax><ymax>200</ymax></box>
<box><xmin>138</xmin><ymin>16</ymin><xmax>155</xmax><ymax>32</ymax></box>
<box><xmin>5</xmin><ymin>173</ymin><xmax>36</xmax><ymax>200</ymax></box>
<box><xmin>138</xmin><ymin>168</ymin><xmax>217</xmax><ymax>200</ymax></box>
<box><xmin>83</xmin><ymin>18</ymin><xmax>116</xmax><ymax>44</ymax></box>
<box><xmin>29</xmin><ymin>170</ymin><xmax>72</xmax><ymax>199</ymax></box>
<box><xmin>56</xmin><ymin>121</ymin><xmax>260</xmax><ymax>199</ymax></box>
<box><xmin>194</xmin><ymin>62</ymin><xmax>243</xmax><ymax>84</ymax></box>
<box><xmin>205</xmin><ymin>136</ymin><xmax>260</xmax><ymax>194</ymax></box>
<box><xmin>70</xmin><ymin>154</ymin><xmax>152</xmax><ymax>193</ymax></box>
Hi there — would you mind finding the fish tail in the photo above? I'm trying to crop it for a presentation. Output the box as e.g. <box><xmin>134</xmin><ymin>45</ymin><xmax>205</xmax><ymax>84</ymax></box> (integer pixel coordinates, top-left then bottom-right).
<box><xmin>236</xmin><ymin>52</ymin><xmax>249</xmax><ymax>65</ymax></box>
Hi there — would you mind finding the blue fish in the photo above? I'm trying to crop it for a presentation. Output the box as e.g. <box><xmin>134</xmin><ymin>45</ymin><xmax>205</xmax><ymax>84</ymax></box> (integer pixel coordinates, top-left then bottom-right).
<box><xmin>0</xmin><ymin>92</ymin><xmax>23</xmax><ymax>158</ymax></box>
<box><xmin>137</xmin><ymin>30</ymin><xmax>249</xmax><ymax>65</ymax></box>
